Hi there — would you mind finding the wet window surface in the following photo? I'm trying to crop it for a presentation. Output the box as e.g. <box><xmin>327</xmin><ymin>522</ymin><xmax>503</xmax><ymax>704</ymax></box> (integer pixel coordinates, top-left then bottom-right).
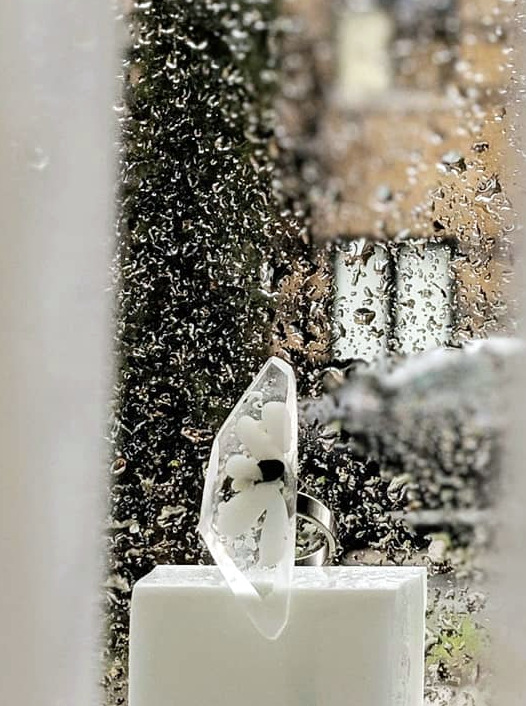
<box><xmin>334</xmin><ymin>238</ymin><xmax>453</xmax><ymax>360</ymax></box>
<box><xmin>107</xmin><ymin>1</ymin><xmax>520</xmax><ymax>704</ymax></box>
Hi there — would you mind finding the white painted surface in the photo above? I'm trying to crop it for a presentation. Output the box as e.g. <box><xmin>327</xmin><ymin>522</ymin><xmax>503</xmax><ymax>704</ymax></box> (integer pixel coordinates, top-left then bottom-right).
<box><xmin>491</xmin><ymin>7</ymin><xmax>526</xmax><ymax>703</ymax></box>
<box><xmin>0</xmin><ymin>3</ymin><xmax>115</xmax><ymax>706</ymax></box>
<box><xmin>129</xmin><ymin>566</ymin><xmax>426</xmax><ymax>706</ymax></box>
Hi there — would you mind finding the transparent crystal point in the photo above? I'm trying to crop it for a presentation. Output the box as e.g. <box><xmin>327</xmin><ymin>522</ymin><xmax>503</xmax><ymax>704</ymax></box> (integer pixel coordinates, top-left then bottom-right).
<box><xmin>198</xmin><ymin>357</ymin><xmax>298</xmax><ymax>640</ymax></box>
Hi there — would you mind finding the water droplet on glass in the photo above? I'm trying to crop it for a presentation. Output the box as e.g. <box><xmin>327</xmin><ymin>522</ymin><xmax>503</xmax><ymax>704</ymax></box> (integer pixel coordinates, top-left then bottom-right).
<box><xmin>354</xmin><ymin>307</ymin><xmax>376</xmax><ymax>325</ymax></box>
<box><xmin>29</xmin><ymin>147</ymin><xmax>49</xmax><ymax>172</ymax></box>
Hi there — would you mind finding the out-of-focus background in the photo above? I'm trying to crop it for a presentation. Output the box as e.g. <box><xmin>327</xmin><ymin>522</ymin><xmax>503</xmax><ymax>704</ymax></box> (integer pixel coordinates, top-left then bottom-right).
<box><xmin>106</xmin><ymin>2</ymin><xmax>523</xmax><ymax>705</ymax></box>
<box><xmin>279</xmin><ymin>0</ymin><xmax>515</xmax><ymax>361</ymax></box>
<box><xmin>0</xmin><ymin>1</ymin><xmax>524</xmax><ymax>705</ymax></box>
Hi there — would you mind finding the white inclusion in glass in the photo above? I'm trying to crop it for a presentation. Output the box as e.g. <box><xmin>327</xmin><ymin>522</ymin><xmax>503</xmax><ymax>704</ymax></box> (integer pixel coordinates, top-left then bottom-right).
<box><xmin>198</xmin><ymin>357</ymin><xmax>298</xmax><ymax>640</ymax></box>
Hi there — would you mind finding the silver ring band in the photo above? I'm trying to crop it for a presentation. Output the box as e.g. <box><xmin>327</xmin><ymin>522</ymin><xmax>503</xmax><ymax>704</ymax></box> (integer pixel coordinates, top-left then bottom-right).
<box><xmin>296</xmin><ymin>492</ymin><xmax>338</xmax><ymax>566</ymax></box>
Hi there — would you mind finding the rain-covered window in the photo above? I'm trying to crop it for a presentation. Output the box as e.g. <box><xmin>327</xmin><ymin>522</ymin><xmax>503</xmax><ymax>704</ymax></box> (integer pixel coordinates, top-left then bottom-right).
<box><xmin>334</xmin><ymin>239</ymin><xmax>453</xmax><ymax>360</ymax></box>
<box><xmin>102</xmin><ymin>1</ymin><xmax>522</xmax><ymax>705</ymax></box>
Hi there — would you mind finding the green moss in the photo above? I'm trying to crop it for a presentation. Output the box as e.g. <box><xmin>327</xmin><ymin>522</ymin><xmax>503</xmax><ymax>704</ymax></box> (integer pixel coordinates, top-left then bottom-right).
<box><xmin>427</xmin><ymin>612</ymin><xmax>488</xmax><ymax>683</ymax></box>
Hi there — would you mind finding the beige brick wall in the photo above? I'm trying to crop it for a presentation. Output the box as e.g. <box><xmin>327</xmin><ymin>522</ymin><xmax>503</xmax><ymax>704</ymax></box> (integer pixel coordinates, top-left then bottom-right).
<box><xmin>278</xmin><ymin>0</ymin><xmax>515</xmax><ymax>340</ymax></box>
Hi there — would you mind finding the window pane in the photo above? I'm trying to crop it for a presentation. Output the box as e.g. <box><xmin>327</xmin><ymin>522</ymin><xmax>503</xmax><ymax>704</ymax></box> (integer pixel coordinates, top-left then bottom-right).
<box><xmin>333</xmin><ymin>240</ymin><xmax>390</xmax><ymax>361</ymax></box>
<box><xmin>395</xmin><ymin>242</ymin><xmax>453</xmax><ymax>354</ymax></box>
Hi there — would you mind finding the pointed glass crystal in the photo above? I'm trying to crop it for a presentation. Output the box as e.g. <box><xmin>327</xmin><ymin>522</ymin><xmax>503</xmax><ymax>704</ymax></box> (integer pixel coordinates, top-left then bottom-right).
<box><xmin>198</xmin><ymin>357</ymin><xmax>298</xmax><ymax>640</ymax></box>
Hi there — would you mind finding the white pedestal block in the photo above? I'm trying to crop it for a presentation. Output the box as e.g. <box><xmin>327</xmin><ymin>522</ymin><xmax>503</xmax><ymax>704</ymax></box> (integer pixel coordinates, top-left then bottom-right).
<box><xmin>129</xmin><ymin>565</ymin><xmax>426</xmax><ymax>706</ymax></box>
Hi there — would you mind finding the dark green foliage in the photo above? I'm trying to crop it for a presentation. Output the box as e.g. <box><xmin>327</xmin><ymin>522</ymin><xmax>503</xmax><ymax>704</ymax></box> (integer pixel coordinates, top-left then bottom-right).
<box><xmin>105</xmin><ymin>3</ymin><xmax>421</xmax><ymax>702</ymax></box>
<box><xmin>298</xmin><ymin>426</ymin><xmax>418</xmax><ymax>562</ymax></box>
<box><xmin>107</xmin><ymin>0</ymin><xmax>305</xmax><ymax>699</ymax></box>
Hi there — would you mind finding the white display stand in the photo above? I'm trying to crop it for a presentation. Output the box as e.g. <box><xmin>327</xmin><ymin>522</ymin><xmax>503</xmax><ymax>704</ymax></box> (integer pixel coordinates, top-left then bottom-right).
<box><xmin>129</xmin><ymin>565</ymin><xmax>426</xmax><ymax>706</ymax></box>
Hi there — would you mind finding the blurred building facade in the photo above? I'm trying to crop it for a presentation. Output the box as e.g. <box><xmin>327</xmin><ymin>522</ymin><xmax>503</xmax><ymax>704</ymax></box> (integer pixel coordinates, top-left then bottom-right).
<box><xmin>279</xmin><ymin>0</ymin><xmax>515</xmax><ymax>362</ymax></box>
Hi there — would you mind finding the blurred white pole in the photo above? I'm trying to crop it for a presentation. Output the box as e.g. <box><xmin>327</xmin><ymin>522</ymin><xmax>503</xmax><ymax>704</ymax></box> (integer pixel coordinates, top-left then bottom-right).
<box><xmin>493</xmin><ymin>305</ymin><xmax>526</xmax><ymax>704</ymax></box>
<box><xmin>492</xmin><ymin>2</ymin><xmax>526</xmax><ymax>703</ymax></box>
<box><xmin>0</xmin><ymin>3</ymin><xmax>115</xmax><ymax>706</ymax></box>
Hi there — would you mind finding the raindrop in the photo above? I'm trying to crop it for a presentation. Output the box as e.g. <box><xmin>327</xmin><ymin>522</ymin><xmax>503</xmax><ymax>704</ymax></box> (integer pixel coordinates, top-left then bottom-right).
<box><xmin>28</xmin><ymin>146</ymin><xmax>49</xmax><ymax>172</ymax></box>
<box><xmin>353</xmin><ymin>307</ymin><xmax>376</xmax><ymax>325</ymax></box>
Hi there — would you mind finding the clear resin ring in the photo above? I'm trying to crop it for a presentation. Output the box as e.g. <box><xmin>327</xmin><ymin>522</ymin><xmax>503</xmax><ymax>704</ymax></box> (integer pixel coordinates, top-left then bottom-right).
<box><xmin>198</xmin><ymin>357</ymin><xmax>298</xmax><ymax>640</ymax></box>
<box><xmin>296</xmin><ymin>492</ymin><xmax>338</xmax><ymax>566</ymax></box>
